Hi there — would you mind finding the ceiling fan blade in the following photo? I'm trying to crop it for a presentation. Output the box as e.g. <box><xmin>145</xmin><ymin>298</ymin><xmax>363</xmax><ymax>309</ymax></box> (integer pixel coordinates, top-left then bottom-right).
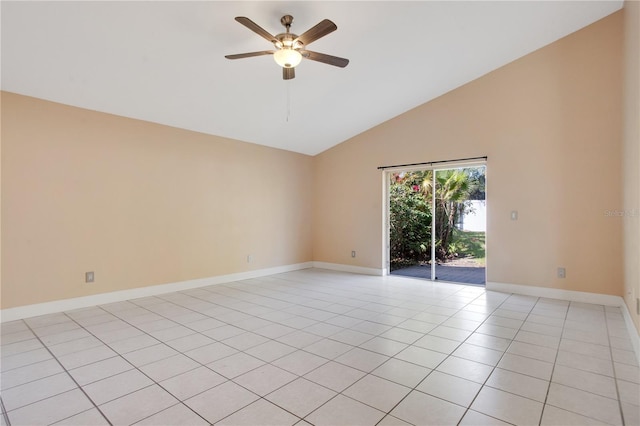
<box><xmin>225</xmin><ymin>51</ymin><xmax>275</xmax><ymax>60</ymax></box>
<box><xmin>283</xmin><ymin>67</ymin><xmax>295</xmax><ymax>80</ymax></box>
<box><xmin>294</xmin><ymin>19</ymin><xmax>337</xmax><ymax>46</ymax></box>
<box><xmin>301</xmin><ymin>50</ymin><xmax>349</xmax><ymax>68</ymax></box>
<box><xmin>235</xmin><ymin>17</ymin><xmax>278</xmax><ymax>45</ymax></box>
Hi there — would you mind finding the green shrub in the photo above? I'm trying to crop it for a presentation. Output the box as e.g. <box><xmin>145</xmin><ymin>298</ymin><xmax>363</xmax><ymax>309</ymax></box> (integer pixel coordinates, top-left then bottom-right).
<box><xmin>389</xmin><ymin>172</ymin><xmax>432</xmax><ymax>269</ymax></box>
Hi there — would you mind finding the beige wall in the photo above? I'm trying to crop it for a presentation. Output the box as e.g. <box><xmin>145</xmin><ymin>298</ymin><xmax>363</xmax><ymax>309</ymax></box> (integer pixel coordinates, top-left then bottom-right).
<box><xmin>314</xmin><ymin>12</ymin><xmax>624</xmax><ymax>296</ymax></box>
<box><xmin>0</xmin><ymin>95</ymin><xmax>3</xmax><ymax>309</ymax></box>
<box><xmin>1</xmin><ymin>92</ymin><xmax>313</xmax><ymax>309</ymax></box>
<box><xmin>1</xmin><ymin>10</ymin><xmax>629</xmax><ymax>311</ymax></box>
<box><xmin>623</xmin><ymin>0</ymin><xmax>640</xmax><ymax>332</ymax></box>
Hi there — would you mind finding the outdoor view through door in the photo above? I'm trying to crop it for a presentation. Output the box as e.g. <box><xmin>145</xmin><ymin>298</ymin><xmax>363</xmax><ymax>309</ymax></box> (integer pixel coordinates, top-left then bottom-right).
<box><xmin>389</xmin><ymin>165</ymin><xmax>486</xmax><ymax>285</ymax></box>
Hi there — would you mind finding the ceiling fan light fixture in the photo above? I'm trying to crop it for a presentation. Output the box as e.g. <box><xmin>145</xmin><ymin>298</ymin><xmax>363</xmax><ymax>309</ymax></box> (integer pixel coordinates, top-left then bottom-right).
<box><xmin>274</xmin><ymin>48</ymin><xmax>302</xmax><ymax>68</ymax></box>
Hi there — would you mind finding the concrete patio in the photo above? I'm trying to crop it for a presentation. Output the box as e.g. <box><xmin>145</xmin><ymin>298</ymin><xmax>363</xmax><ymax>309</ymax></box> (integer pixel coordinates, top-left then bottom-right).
<box><xmin>391</xmin><ymin>264</ymin><xmax>486</xmax><ymax>285</ymax></box>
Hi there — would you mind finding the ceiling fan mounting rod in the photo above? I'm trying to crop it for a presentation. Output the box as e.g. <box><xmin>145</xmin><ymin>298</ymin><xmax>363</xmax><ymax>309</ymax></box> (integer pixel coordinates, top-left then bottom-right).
<box><xmin>280</xmin><ymin>15</ymin><xmax>294</xmax><ymax>31</ymax></box>
<box><xmin>276</xmin><ymin>15</ymin><xmax>298</xmax><ymax>49</ymax></box>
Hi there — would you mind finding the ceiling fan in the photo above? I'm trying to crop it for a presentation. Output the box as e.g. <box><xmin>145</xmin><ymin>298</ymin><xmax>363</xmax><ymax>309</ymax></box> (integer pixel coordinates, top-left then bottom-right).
<box><xmin>225</xmin><ymin>15</ymin><xmax>349</xmax><ymax>80</ymax></box>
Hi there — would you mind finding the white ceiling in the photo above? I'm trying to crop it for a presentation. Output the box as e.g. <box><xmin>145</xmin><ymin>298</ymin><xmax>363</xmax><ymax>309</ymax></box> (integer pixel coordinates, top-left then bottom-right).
<box><xmin>1</xmin><ymin>1</ymin><xmax>622</xmax><ymax>156</ymax></box>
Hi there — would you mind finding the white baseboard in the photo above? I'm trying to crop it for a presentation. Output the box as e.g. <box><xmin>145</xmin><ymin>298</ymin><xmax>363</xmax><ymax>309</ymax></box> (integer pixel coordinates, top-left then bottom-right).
<box><xmin>0</xmin><ymin>262</ymin><xmax>313</xmax><ymax>323</ymax></box>
<box><xmin>312</xmin><ymin>261</ymin><xmax>384</xmax><ymax>276</ymax></box>
<box><xmin>486</xmin><ymin>281</ymin><xmax>624</xmax><ymax>306</ymax></box>
<box><xmin>4</xmin><ymin>266</ymin><xmax>638</xmax><ymax>365</ymax></box>
<box><xmin>621</xmin><ymin>300</ymin><xmax>640</xmax><ymax>364</ymax></box>
<box><xmin>488</xmin><ymin>281</ymin><xmax>640</xmax><ymax>363</ymax></box>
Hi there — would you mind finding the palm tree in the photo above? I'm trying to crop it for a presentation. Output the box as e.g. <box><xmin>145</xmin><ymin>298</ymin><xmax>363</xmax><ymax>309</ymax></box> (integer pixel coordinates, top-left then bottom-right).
<box><xmin>422</xmin><ymin>169</ymin><xmax>471</xmax><ymax>260</ymax></box>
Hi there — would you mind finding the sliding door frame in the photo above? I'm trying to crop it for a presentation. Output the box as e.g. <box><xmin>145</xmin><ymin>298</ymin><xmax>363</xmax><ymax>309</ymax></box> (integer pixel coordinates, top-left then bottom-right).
<box><xmin>383</xmin><ymin>159</ymin><xmax>487</xmax><ymax>281</ymax></box>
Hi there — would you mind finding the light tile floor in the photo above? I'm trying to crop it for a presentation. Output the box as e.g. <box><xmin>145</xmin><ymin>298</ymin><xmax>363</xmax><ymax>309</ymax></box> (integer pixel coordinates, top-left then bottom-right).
<box><xmin>1</xmin><ymin>269</ymin><xmax>639</xmax><ymax>425</ymax></box>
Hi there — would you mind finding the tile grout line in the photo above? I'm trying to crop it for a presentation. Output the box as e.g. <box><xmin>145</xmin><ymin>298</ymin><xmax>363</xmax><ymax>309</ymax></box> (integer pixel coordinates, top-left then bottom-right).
<box><xmin>85</xmin><ymin>289</ymin><xmax>333</xmax><ymax>425</ymax></box>
<box><xmin>49</xmin><ymin>306</ymin><xmax>213</xmax><ymax>424</ymax></box>
<box><xmin>3</xmin><ymin>271</ymin><xmax>637</xmax><ymax>425</ymax></box>
<box><xmin>453</xmin><ymin>292</ymin><xmax>537</xmax><ymax>426</ymax></box>
<box><xmin>366</xmin><ymin>287</ymin><xmax>519</xmax><ymax>425</ymax></box>
<box><xmin>305</xmin><ymin>288</ymin><xmax>557</xmax><ymax>425</ymax></box>
<box><xmin>15</xmin><ymin>319</ymin><xmax>114</xmax><ymax>426</ymax></box>
<box><xmin>185</xmin><ymin>275</ymin><xmax>396</xmax><ymax>425</ymax></box>
<box><xmin>537</xmin><ymin>298</ymin><xmax>570</xmax><ymax>426</ymax></box>
<box><xmin>64</xmin><ymin>306</ymin><xmax>237</xmax><ymax>425</ymax></box>
<box><xmin>201</xmin><ymin>276</ymin><xmax>500</xmax><ymax>421</ymax></box>
<box><xmin>5</xmin><ymin>285</ymin><xmax>457</xmax><ymax>426</ymax></box>
<box><xmin>0</xmin><ymin>396</ymin><xmax>11</xmax><ymax>426</ymax></box>
<box><xmin>406</xmin><ymin>290</ymin><xmax>495</xmax><ymax>425</ymax></box>
<box><xmin>236</xmin><ymin>282</ymin><xmax>483</xmax><ymax>425</ymax></box>
<box><xmin>56</xmin><ymin>283</ymin><xmax>335</xmax><ymax>424</ymax></box>
<box><xmin>604</xmin><ymin>306</ymin><xmax>628</xmax><ymax>426</ymax></box>
<box><xmin>540</xmin><ymin>303</ymin><xmax>628</xmax><ymax>425</ymax></box>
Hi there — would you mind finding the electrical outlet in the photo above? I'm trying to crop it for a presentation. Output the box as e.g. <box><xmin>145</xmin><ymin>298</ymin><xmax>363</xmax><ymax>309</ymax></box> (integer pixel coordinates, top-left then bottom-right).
<box><xmin>85</xmin><ymin>271</ymin><xmax>94</xmax><ymax>283</ymax></box>
<box><xmin>351</xmin><ymin>250</ymin><xmax>356</xmax><ymax>258</ymax></box>
<box><xmin>511</xmin><ymin>211</ymin><xmax>518</xmax><ymax>221</ymax></box>
<box><xmin>557</xmin><ymin>267</ymin><xmax>566</xmax><ymax>279</ymax></box>
<box><xmin>247</xmin><ymin>255</ymin><xmax>253</xmax><ymax>263</ymax></box>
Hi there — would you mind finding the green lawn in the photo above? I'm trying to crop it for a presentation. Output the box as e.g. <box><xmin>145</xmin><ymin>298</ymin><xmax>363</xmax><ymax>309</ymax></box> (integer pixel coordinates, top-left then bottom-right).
<box><xmin>450</xmin><ymin>229</ymin><xmax>486</xmax><ymax>266</ymax></box>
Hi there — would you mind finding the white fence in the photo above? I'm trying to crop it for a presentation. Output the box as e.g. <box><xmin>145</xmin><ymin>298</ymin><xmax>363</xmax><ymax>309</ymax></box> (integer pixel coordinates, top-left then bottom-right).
<box><xmin>460</xmin><ymin>200</ymin><xmax>486</xmax><ymax>232</ymax></box>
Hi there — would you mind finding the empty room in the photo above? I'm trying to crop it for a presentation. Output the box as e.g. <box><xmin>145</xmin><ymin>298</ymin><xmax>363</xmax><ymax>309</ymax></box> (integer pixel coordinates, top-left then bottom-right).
<box><xmin>1</xmin><ymin>1</ymin><xmax>639</xmax><ymax>425</ymax></box>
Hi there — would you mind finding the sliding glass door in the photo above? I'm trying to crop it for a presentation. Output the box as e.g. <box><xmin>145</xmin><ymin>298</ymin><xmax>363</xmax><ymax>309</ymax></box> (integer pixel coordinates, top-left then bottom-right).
<box><xmin>387</xmin><ymin>163</ymin><xmax>486</xmax><ymax>285</ymax></box>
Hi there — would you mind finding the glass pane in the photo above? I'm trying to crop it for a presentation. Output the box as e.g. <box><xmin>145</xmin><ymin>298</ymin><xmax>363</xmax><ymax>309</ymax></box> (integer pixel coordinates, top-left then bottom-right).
<box><xmin>433</xmin><ymin>166</ymin><xmax>486</xmax><ymax>285</ymax></box>
<box><xmin>389</xmin><ymin>170</ymin><xmax>433</xmax><ymax>280</ymax></box>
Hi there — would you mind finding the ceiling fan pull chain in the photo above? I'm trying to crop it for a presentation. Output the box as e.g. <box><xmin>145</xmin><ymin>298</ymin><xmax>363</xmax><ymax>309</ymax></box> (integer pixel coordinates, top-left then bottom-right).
<box><xmin>286</xmin><ymin>80</ymin><xmax>291</xmax><ymax>122</ymax></box>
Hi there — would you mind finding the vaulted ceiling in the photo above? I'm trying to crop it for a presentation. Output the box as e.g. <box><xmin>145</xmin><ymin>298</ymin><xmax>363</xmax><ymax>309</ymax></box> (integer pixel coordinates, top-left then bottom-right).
<box><xmin>1</xmin><ymin>1</ymin><xmax>623</xmax><ymax>155</ymax></box>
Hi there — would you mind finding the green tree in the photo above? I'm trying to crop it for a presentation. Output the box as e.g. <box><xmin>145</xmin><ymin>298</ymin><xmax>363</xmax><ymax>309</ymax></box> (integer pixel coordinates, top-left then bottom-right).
<box><xmin>466</xmin><ymin>167</ymin><xmax>486</xmax><ymax>200</ymax></box>
<box><xmin>389</xmin><ymin>171</ymin><xmax>432</xmax><ymax>269</ymax></box>
<box><xmin>422</xmin><ymin>169</ymin><xmax>471</xmax><ymax>258</ymax></box>
<box><xmin>390</xmin><ymin>167</ymin><xmax>481</xmax><ymax>267</ymax></box>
